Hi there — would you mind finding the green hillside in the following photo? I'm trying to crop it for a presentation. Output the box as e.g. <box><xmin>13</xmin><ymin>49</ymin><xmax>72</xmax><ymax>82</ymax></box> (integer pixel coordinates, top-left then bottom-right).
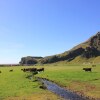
<box><xmin>20</xmin><ymin>32</ymin><xmax>100</xmax><ymax>65</ymax></box>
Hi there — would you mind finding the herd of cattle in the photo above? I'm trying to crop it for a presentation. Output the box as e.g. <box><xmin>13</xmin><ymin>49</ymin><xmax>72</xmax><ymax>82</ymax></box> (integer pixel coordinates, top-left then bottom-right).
<box><xmin>0</xmin><ymin>68</ymin><xmax>44</xmax><ymax>73</ymax></box>
<box><xmin>0</xmin><ymin>65</ymin><xmax>96</xmax><ymax>73</ymax></box>
<box><xmin>21</xmin><ymin>68</ymin><xmax>44</xmax><ymax>72</ymax></box>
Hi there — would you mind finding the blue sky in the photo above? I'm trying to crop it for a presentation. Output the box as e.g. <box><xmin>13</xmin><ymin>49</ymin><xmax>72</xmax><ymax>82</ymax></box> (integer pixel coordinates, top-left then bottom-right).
<box><xmin>0</xmin><ymin>0</ymin><xmax>100</xmax><ymax>64</ymax></box>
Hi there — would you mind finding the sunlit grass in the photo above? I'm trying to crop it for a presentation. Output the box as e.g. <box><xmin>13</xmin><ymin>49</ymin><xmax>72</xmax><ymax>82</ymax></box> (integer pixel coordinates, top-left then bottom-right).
<box><xmin>37</xmin><ymin>64</ymin><xmax>100</xmax><ymax>98</ymax></box>
<box><xmin>0</xmin><ymin>65</ymin><xmax>100</xmax><ymax>99</ymax></box>
<box><xmin>0</xmin><ymin>67</ymin><xmax>43</xmax><ymax>100</ymax></box>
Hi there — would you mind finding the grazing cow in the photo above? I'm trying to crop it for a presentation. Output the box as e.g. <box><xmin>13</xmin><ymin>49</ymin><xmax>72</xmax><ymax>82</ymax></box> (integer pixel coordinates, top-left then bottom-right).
<box><xmin>22</xmin><ymin>68</ymin><xmax>37</xmax><ymax>72</ymax></box>
<box><xmin>83</xmin><ymin>68</ymin><xmax>92</xmax><ymax>72</ymax></box>
<box><xmin>21</xmin><ymin>69</ymin><xmax>23</xmax><ymax>71</ymax></box>
<box><xmin>37</xmin><ymin>68</ymin><xmax>44</xmax><ymax>72</ymax></box>
<box><xmin>29</xmin><ymin>68</ymin><xmax>37</xmax><ymax>72</ymax></box>
<box><xmin>21</xmin><ymin>68</ymin><xmax>26</xmax><ymax>72</ymax></box>
<box><xmin>0</xmin><ymin>71</ymin><xmax>1</xmax><ymax>73</ymax></box>
<box><xmin>9</xmin><ymin>69</ymin><xmax>13</xmax><ymax>72</ymax></box>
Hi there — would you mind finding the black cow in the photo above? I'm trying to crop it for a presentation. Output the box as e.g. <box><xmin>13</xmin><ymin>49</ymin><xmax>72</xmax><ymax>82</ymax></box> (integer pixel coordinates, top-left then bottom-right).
<box><xmin>30</xmin><ymin>68</ymin><xmax>37</xmax><ymax>72</ymax></box>
<box><xmin>37</xmin><ymin>68</ymin><xmax>44</xmax><ymax>72</ymax></box>
<box><xmin>83</xmin><ymin>68</ymin><xmax>92</xmax><ymax>72</ymax></box>
<box><xmin>22</xmin><ymin>68</ymin><xmax>37</xmax><ymax>72</ymax></box>
<box><xmin>9</xmin><ymin>69</ymin><xmax>13</xmax><ymax>72</ymax></box>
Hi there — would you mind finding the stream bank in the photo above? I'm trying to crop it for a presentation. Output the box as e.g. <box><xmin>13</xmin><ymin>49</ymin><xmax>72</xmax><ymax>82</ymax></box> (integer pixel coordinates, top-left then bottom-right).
<box><xmin>36</xmin><ymin>77</ymin><xmax>93</xmax><ymax>100</ymax></box>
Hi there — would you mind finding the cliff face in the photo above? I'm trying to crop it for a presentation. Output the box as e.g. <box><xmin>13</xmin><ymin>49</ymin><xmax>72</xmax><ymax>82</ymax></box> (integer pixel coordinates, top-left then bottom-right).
<box><xmin>20</xmin><ymin>32</ymin><xmax>100</xmax><ymax>64</ymax></box>
<box><xmin>39</xmin><ymin>32</ymin><xmax>100</xmax><ymax>64</ymax></box>
<box><xmin>81</xmin><ymin>32</ymin><xmax>100</xmax><ymax>58</ymax></box>
<box><xmin>19</xmin><ymin>56</ymin><xmax>43</xmax><ymax>65</ymax></box>
<box><xmin>88</xmin><ymin>32</ymin><xmax>100</xmax><ymax>50</ymax></box>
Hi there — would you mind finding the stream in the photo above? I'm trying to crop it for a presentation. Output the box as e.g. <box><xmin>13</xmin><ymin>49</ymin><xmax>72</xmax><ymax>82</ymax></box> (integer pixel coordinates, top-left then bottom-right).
<box><xmin>37</xmin><ymin>77</ymin><xmax>90</xmax><ymax>100</ymax></box>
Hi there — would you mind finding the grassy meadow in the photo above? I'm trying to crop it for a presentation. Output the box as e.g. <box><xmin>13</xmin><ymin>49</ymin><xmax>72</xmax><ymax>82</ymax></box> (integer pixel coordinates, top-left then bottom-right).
<box><xmin>37</xmin><ymin>64</ymin><xmax>100</xmax><ymax>99</ymax></box>
<box><xmin>0</xmin><ymin>64</ymin><xmax>100</xmax><ymax>100</ymax></box>
<box><xmin>0</xmin><ymin>66</ymin><xmax>61</xmax><ymax>100</ymax></box>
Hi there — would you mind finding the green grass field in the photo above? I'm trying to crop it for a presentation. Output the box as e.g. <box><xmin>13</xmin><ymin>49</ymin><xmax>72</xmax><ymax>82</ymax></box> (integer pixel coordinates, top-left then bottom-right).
<box><xmin>0</xmin><ymin>64</ymin><xmax>100</xmax><ymax>100</ymax></box>
<box><xmin>37</xmin><ymin>64</ymin><xmax>100</xmax><ymax>99</ymax></box>
<box><xmin>0</xmin><ymin>66</ymin><xmax>60</xmax><ymax>100</ymax></box>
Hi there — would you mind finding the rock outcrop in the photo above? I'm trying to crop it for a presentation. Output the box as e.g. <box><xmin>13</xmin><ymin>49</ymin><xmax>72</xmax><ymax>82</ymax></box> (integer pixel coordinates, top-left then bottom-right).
<box><xmin>20</xmin><ymin>32</ymin><xmax>100</xmax><ymax>64</ymax></box>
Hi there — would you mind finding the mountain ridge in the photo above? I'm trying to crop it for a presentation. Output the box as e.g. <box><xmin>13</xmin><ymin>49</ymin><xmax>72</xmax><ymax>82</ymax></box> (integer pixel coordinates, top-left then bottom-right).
<box><xmin>20</xmin><ymin>32</ymin><xmax>100</xmax><ymax>65</ymax></box>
